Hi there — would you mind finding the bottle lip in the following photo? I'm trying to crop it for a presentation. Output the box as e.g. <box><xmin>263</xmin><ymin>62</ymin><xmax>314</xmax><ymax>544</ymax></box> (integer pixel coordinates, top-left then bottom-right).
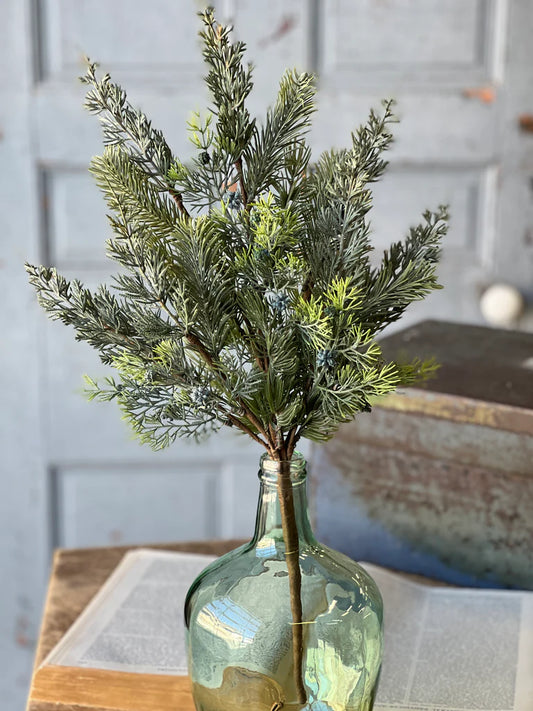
<box><xmin>259</xmin><ymin>451</ymin><xmax>307</xmax><ymax>483</ymax></box>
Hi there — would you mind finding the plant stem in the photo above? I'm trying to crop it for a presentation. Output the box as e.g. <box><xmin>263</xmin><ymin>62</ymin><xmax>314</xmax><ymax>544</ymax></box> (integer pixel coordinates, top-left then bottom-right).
<box><xmin>235</xmin><ymin>156</ymin><xmax>248</xmax><ymax>208</ymax></box>
<box><xmin>275</xmin><ymin>450</ymin><xmax>306</xmax><ymax>705</ymax></box>
<box><xmin>168</xmin><ymin>187</ymin><xmax>191</xmax><ymax>219</ymax></box>
<box><xmin>225</xmin><ymin>413</ymin><xmax>268</xmax><ymax>448</ymax></box>
<box><xmin>185</xmin><ymin>331</ymin><xmax>270</xmax><ymax>443</ymax></box>
<box><xmin>234</xmin><ymin>134</ymin><xmax>304</xmax><ymax>702</ymax></box>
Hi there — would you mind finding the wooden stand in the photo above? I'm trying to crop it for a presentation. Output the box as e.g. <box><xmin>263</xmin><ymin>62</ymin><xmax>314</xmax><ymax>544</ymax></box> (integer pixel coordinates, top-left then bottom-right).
<box><xmin>26</xmin><ymin>540</ymin><xmax>241</xmax><ymax>711</ymax></box>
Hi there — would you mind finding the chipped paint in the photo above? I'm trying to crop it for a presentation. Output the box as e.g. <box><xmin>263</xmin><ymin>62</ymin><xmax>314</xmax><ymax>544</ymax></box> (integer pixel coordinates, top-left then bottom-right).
<box><xmin>15</xmin><ymin>614</ymin><xmax>34</xmax><ymax>648</ymax></box>
<box><xmin>462</xmin><ymin>86</ymin><xmax>496</xmax><ymax>103</ymax></box>
<box><xmin>109</xmin><ymin>529</ymin><xmax>124</xmax><ymax>544</ymax></box>
<box><xmin>518</xmin><ymin>114</ymin><xmax>533</xmax><ymax>132</ymax></box>
<box><xmin>258</xmin><ymin>15</ymin><xmax>297</xmax><ymax>48</ymax></box>
<box><xmin>316</xmin><ymin>425</ymin><xmax>533</xmax><ymax>588</ymax></box>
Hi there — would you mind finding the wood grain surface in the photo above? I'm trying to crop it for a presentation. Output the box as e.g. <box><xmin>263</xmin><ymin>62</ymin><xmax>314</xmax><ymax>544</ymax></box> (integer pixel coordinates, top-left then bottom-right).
<box><xmin>26</xmin><ymin>540</ymin><xmax>242</xmax><ymax>711</ymax></box>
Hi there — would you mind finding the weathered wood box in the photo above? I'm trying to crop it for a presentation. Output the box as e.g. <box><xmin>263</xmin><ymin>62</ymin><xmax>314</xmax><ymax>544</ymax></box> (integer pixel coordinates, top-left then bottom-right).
<box><xmin>313</xmin><ymin>320</ymin><xmax>533</xmax><ymax>589</ymax></box>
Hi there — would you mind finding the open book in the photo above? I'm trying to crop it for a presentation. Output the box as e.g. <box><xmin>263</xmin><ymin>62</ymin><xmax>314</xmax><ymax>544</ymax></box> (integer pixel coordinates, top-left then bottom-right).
<box><xmin>32</xmin><ymin>549</ymin><xmax>533</xmax><ymax>711</ymax></box>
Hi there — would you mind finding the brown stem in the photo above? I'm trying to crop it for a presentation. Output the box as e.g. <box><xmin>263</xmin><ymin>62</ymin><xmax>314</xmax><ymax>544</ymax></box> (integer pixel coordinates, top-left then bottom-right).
<box><xmin>238</xmin><ymin>316</ymin><xmax>266</xmax><ymax>372</ymax></box>
<box><xmin>185</xmin><ymin>331</ymin><xmax>270</xmax><ymax>443</ymax></box>
<box><xmin>285</xmin><ymin>426</ymin><xmax>299</xmax><ymax>460</ymax></box>
<box><xmin>241</xmin><ymin>314</ymin><xmax>269</xmax><ymax>372</ymax></box>
<box><xmin>276</xmin><ymin>452</ymin><xmax>306</xmax><ymax>705</ymax></box>
<box><xmin>235</xmin><ymin>156</ymin><xmax>248</xmax><ymax>209</ymax></box>
<box><xmin>107</xmin><ymin>188</ymin><xmax>267</xmax><ymax>449</ymax></box>
<box><xmin>169</xmin><ymin>188</ymin><xmax>190</xmax><ymax>219</ymax></box>
<box><xmin>301</xmin><ymin>275</ymin><xmax>313</xmax><ymax>303</ymax></box>
<box><xmin>238</xmin><ymin>407</ymin><xmax>270</xmax><ymax>444</ymax></box>
<box><xmin>185</xmin><ymin>332</ymin><xmax>215</xmax><ymax>367</ymax></box>
<box><xmin>226</xmin><ymin>413</ymin><xmax>268</xmax><ymax>448</ymax></box>
<box><xmin>268</xmin><ymin>423</ymin><xmax>279</xmax><ymax>450</ymax></box>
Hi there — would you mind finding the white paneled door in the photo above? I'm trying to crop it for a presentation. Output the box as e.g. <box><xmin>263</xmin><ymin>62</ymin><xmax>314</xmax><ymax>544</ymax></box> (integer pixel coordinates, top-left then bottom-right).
<box><xmin>2</xmin><ymin>1</ymin><xmax>532</xmax><ymax>708</ymax></box>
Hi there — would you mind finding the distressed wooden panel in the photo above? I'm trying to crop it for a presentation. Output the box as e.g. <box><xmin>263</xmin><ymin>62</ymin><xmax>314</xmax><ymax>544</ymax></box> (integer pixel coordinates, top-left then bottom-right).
<box><xmin>46</xmin><ymin>170</ymin><xmax>109</xmax><ymax>267</ymax></box>
<box><xmin>321</xmin><ymin>0</ymin><xmax>505</xmax><ymax>86</ymax></box>
<box><xmin>494</xmin><ymin>170</ymin><xmax>533</xmax><ymax>289</ymax></box>
<box><xmin>43</xmin><ymin>163</ymin><xmax>494</xmax><ymax>272</ymax></box>
<box><xmin>314</xmin><ymin>434</ymin><xmax>533</xmax><ymax>589</ymax></box>
<box><xmin>332</xmin><ymin>407</ymin><xmax>533</xmax><ymax>482</ymax></box>
<box><xmin>40</xmin><ymin>89</ymin><xmax>488</xmax><ymax>167</ymax></box>
<box><xmin>55</xmin><ymin>466</ymin><xmax>220</xmax><ymax>547</ymax></box>
<box><xmin>39</xmin><ymin>0</ymin><xmax>208</xmax><ymax>83</ymax></box>
<box><xmin>217</xmin><ymin>460</ymin><xmax>259</xmax><ymax>539</ymax></box>
<box><xmin>232</xmin><ymin>0</ymin><xmax>311</xmax><ymax>114</ymax></box>
<box><xmin>0</xmin><ymin>4</ymin><xmax>51</xmax><ymax>705</ymax></box>
<box><xmin>313</xmin><ymin>321</ymin><xmax>533</xmax><ymax>589</ymax></box>
<box><xmin>39</xmin><ymin>0</ymin><xmax>310</xmax><ymax>94</ymax></box>
<box><xmin>43</xmin><ymin>318</ymin><xmax>142</xmax><ymax>461</ymax></box>
<box><xmin>311</xmin><ymin>93</ymin><xmax>499</xmax><ymax>164</ymax></box>
<box><xmin>386</xmin><ymin>257</ymin><xmax>486</xmax><ymax>331</ymax></box>
<box><xmin>35</xmin><ymin>86</ymin><xmax>204</xmax><ymax>166</ymax></box>
<box><xmin>370</xmin><ymin>165</ymin><xmax>491</xmax><ymax>253</ymax></box>
<box><xmin>0</xmin><ymin>0</ymin><xmax>32</xmax><ymax>89</ymax></box>
<box><xmin>35</xmin><ymin>2</ymin><xmax>310</xmax><ymax>165</ymax></box>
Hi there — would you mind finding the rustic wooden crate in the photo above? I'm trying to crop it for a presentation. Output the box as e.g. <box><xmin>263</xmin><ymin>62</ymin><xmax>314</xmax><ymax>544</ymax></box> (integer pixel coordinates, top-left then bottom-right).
<box><xmin>313</xmin><ymin>320</ymin><xmax>533</xmax><ymax>589</ymax></box>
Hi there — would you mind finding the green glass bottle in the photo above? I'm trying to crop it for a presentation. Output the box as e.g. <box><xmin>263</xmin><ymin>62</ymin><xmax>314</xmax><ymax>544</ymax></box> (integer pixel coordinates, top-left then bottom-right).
<box><xmin>185</xmin><ymin>453</ymin><xmax>383</xmax><ymax>711</ymax></box>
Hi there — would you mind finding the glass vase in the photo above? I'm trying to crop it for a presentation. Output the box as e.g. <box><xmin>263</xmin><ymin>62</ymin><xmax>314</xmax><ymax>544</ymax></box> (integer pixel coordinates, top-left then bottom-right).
<box><xmin>185</xmin><ymin>452</ymin><xmax>383</xmax><ymax>711</ymax></box>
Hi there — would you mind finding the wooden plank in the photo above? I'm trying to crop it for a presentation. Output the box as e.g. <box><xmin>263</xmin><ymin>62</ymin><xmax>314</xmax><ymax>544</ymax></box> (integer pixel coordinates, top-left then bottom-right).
<box><xmin>32</xmin><ymin>667</ymin><xmax>194</xmax><ymax>711</ymax></box>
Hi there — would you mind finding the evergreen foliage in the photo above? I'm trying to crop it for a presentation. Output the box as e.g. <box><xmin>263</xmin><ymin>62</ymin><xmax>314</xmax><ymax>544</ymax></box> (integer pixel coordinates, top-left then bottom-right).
<box><xmin>26</xmin><ymin>8</ymin><xmax>448</xmax><ymax>459</ymax></box>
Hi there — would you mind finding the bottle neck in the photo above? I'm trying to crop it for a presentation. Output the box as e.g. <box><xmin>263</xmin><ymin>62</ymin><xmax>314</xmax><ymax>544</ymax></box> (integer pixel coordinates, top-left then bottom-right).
<box><xmin>250</xmin><ymin>453</ymin><xmax>316</xmax><ymax>551</ymax></box>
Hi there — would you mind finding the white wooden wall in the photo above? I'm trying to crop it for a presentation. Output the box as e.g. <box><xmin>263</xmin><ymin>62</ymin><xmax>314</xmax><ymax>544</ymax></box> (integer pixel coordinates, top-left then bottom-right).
<box><xmin>1</xmin><ymin>1</ymin><xmax>532</xmax><ymax>708</ymax></box>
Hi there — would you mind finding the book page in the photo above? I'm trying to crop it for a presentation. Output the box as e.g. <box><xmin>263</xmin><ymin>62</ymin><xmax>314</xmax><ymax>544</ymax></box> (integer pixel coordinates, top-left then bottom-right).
<box><xmin>41</xmin><ymin>549</ymin><xmax>217</xmax><ymax>675</ymax></box>
<box><xmin>41</xmin><ymin>550</ymin><xmax>533</xmax><ymax>710</ymax></box>
<box><xmin>365</xmin><ymin>564</ymin><xmax>533</xmax><ymax>711</ymax></box>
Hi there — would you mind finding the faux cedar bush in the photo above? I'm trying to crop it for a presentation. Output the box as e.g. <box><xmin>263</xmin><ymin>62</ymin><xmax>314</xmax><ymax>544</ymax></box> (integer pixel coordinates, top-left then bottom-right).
<box><xmin>26</xmin><ymin>8</ymin><xmax>448</xmax><ymax>703</ymax></box>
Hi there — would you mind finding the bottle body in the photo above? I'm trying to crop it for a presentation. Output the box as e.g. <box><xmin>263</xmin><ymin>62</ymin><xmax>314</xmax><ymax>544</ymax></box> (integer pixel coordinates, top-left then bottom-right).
<box><xmin>185</xmin><ymin>454</ymin><xmax>383</xmax><ymax>711</ymax></box>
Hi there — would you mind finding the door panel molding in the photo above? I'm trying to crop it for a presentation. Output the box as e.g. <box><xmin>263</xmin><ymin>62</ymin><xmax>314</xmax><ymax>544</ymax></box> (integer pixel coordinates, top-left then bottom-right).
<box><xmin>320</xmin><ymin>0</ymin><xmax>509</xmax><ymax>88</ymax></box>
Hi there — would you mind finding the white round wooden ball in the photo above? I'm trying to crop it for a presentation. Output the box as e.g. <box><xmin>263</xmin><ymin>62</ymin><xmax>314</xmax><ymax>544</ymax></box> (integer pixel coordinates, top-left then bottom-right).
<box><xmin>480</xmin><ymin>283</ymin><xmax>524</xmax><ymax>326</ymax></box>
